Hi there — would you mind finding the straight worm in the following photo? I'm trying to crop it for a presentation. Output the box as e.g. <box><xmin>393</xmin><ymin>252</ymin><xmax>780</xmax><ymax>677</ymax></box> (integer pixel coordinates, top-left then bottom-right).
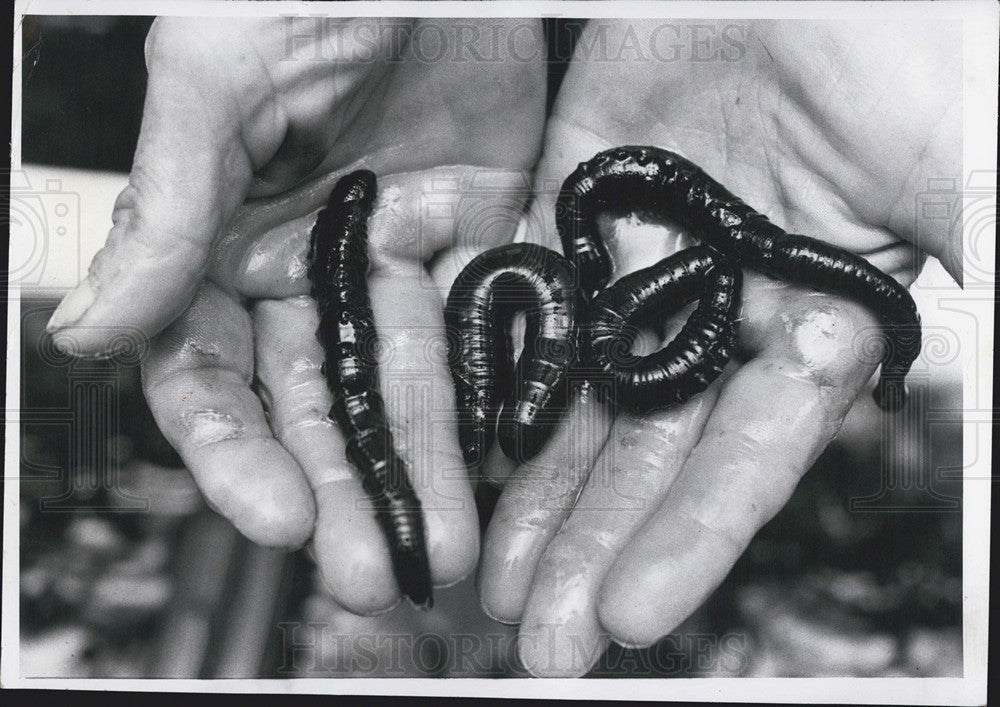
<box><xmin>307</xmin><ymin>170</ymin><xmax>432</xmax><ymax>609</ymax></box>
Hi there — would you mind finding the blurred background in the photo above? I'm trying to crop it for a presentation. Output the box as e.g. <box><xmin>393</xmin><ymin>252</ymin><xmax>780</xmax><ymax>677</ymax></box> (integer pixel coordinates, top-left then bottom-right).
<box><xmin>17</xmin><ymin>16</ymin><xmax>963</xmax><ymax>678</ymax></box>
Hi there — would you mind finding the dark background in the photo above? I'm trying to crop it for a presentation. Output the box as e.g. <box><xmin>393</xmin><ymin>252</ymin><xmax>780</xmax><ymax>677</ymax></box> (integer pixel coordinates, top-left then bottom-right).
<box><xmin>22</xmin><ymin>16</ymin><xmax>153</xmax><ymax>172</ymax></box>
<box><xmin>21</xmin><ymin>17</ymin><xmax>581</xmax><ymax>172</ymax></box>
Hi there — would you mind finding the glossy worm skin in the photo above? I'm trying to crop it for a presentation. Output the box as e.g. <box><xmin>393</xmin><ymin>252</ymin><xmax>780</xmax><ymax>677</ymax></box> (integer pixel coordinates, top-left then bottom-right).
<box><xmin>585</xmin><ymin>245</ymin><xmax>742</xmax><ymax>414</ymax></box>
<box><xmin>558</xmin><ymin>146</ymin><xmax>921</xmax><ymax>411</ymax></box>
<box><xmin>444</xmin><ymin>243</ymin><xmax>578</xmax><ymax>465</ymax></box>
<box><xmin>307</xmin><ymin>170</ymin><xmax>432</xmax><ymax>610</ymax></box>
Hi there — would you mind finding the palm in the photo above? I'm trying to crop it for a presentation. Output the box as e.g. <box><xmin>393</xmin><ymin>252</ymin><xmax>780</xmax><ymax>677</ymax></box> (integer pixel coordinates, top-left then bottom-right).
<box><xmin>130</xmin><ymin>17</ymin><xmax>547</xmax><ymax>615</ymax></box>
<box><xmin>477</xmin><ymin>19</ymin><xmax>960</xmax><ymax>676</ymax></box>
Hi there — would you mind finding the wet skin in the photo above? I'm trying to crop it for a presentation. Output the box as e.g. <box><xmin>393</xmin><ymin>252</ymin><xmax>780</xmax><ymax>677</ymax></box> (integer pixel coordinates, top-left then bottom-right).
<box><xmin>477</xmin><ymin>19</ymin><xmax>959</xmax><ymax>677</ymax></box>
<box><xmin>47</xmin><ymin>17</ymin><xmax>548</xmax><ymax>616</ymax></box>
<box><xmin>46</xmin><ymin>18</ymin><xmax>961</xmax><ymax>675</ymax></box>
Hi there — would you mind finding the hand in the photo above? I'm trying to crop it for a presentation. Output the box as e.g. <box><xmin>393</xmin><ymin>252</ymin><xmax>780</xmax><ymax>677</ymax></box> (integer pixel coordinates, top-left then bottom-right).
<box><xmin>477</xmin><ymin>19</ymin><xmax>960</xmax><ymax>676</ymax></box>
<box><xmin>47</xmin><ymin>17</ymin><xmax>546</xmax><ymax>614</ymax></box>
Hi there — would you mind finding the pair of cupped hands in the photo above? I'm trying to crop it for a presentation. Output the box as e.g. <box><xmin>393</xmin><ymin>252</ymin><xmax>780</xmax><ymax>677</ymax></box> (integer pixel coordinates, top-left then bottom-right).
<box><xmin>47</xmin><ymin>18</ymin><xmax>959</xmax><ymax>677</ymax></box>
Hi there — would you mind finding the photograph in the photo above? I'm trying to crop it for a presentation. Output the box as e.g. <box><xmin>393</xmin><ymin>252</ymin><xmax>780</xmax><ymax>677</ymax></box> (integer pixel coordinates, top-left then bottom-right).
<box><xmin>4</xmin><ymin>1</ymin><xmax>995</xmax><ymax>702</ymax></box>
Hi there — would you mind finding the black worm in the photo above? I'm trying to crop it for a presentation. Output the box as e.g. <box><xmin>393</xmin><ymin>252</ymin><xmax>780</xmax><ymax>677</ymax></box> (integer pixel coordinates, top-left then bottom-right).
<box><xmin>558</xmin><ymin>146</ymin><xmax>921</xmax><ymax>411</ymax></box>
<box><xmin>307</xmin><ymin>170</ymin><xmax>432</xmax><ymax>610</ymax></box>
<box><xmin>586</xmin><ymin>245</ymin><xmax>742</xmax><ymax>414</ymax></box>
<box><xmin>444</xmin><ymin>243</ymin><xmax>578</xmax><ymax>464</ymax></box>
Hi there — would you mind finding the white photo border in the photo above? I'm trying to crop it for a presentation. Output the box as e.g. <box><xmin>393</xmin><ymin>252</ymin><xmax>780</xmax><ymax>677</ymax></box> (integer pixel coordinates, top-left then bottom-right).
<box><xmin>4</xmin><ymin>1</ymin><xmax>996</xmax><ymax>703</ymax></box>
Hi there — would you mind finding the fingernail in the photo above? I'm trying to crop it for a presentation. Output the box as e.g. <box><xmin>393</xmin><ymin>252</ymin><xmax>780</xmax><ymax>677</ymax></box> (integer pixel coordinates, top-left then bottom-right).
<box><xmin>46</xmin><ymin>279</ymin><xmax>97</xmax><ymax>332</ymax></box>
<box><xmin>479</xmin><ymin>595</ymin><xmax>521</xmax><ymax>626</ymax></box>
<box><xmin>433</xmin><ymin>571</ymin><xmax>472</xmax><ymax>591</ymax></box>
<box><xmin>360</xmin><ymin>597</ymin><xmax>402</xmax><ymax>618</ymax></box>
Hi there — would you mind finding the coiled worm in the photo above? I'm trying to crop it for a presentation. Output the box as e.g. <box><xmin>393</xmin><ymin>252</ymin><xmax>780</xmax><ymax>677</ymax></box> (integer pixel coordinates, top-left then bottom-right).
<box><xmin>444</xmin><ymin>243</ymin><xmax>579</xmax><ymax>464</ymax></box>
<box><xmin>585</xmin><ymin>245</ymin><xmax>742</xmax><ymax>413</ymax></box>
<box><xmin>558</xmin><ymin>146</ymin><xmax>920</xmax><ymax>411</ymax></box>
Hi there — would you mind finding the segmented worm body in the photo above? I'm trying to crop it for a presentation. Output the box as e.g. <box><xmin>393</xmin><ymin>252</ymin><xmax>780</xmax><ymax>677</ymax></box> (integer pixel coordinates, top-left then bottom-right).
<box><xmin>586</xmin><ymin>245</ymin><xmax>742</xmax><ymax>413</ymax></box>
<box><xmin>445</xmin><ymin>243</ymin><xmax>578</xmax><ymax>464</ymax></box>
<box><xmin>307</xmin><ymin>170</ymin><xmax>432</xmax><ymax>609</ymax></box>
<box><xmin>558</xmin><ymin>146</ymin><xmax>921</xmax><ymax>411</ymax></box>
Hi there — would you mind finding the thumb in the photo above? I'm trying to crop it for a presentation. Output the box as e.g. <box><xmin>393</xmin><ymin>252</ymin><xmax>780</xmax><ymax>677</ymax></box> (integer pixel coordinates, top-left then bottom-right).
<box><xmin>46</xmin><ymin>18</ymin><xmax>285</xmax><ymax>355</ymax></box>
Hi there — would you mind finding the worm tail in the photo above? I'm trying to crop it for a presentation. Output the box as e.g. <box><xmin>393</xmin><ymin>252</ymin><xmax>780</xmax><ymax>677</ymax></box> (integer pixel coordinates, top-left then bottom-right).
<box><xmin>496</xmin><ymin>306</ymin><xmax>576</xmax><ymax>462</ymax></box>
<box><xmin>756</xmin><ymin>234</ymin><xmax>921</xmax><ymax>412</ymax></box>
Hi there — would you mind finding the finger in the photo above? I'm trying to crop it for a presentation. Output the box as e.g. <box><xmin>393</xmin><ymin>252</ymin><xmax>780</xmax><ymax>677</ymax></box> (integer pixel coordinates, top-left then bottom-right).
<box><xmin>211</xmin><ymin>165</ymin><xmax>535</xmax><ymax>301</ymax></box>
<box><xmin>477</xmin><ymin>386</ymin><xmax>613</xmax><ymax>624</ymax></box>
<box><xmin>366</xmin><ymin>266</ymin><xmax>481</xmax><ymax>587</ymax></box>
<box><xmin>141</xmin><ymin>282</ymin><xmax>315</xmax><ymax>548</ymax></box>
<box><xmin>359</xmin><ymin>168</ymin><xmax>532</xmax><ymax>587</ymax></box>
<box><xmin>480</xmin><ymin>157</ymin><xmax>707</xmax><ymax>631</ymax></box>
<box><xmin>47</xmin><ymin>18</ymin><xmax>288</xmax><ymax>353</ymax></box>
<box><xmin>225</xmin><ymin>212</ymin><xmax>317</xmax><ymax>300</ymax></box>
<box><xmin>597</xmin><ymin>290</ymin><xmax>881</xmax><ymax>648</ymax></box>
<box><xmin>209</xmin><ymin>175</ymin><xmax>375</xmax><ymax>302</ymax></box>
<box><xmin>516</xmin><ymin>380</ymin><xmax>722</xmax><ymax>677</ymax></box>
<box><xmin>252</xmin><ymin>296</ymin><xmax>399</xmax><ymax>615</ymax></box>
